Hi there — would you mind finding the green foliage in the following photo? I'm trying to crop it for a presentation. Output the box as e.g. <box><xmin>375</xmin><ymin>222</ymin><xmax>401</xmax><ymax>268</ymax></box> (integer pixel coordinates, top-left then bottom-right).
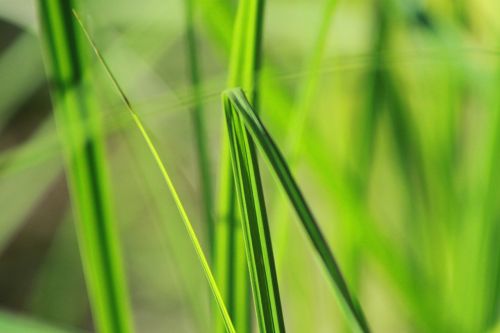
<box><xmin>1</xmin><ymin>0</ymin><xmax>500</xmax><ymax>332</ymax></box>
<box><xmin>224</xmin><ymin>88</ymin><xmax>369</xmax><ymax>333</ymax></box>
<box><xmin>37</xmin><ymin>1</ymin><xmax>133</xmax><ymax>332</ymax></box>
<box><xmin>73</xmin><ymin>12</ymin><xmax>236</xmax><ymax>332</ymax></box>
<box><xmin>223</xmin><ymin>91</ymin><xmax>285</xmax><ymax>333</ymax></box>
<box><xmin>214</xmin><ymin>0</ymin><xmax>266</xmax><ymax>332</ymax></box>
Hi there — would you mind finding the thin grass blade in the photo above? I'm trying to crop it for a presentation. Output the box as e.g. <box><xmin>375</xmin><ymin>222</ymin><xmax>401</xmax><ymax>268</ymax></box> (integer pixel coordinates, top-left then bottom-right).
<box><xmin>223</xmin><ymin>94</ymin><xmax>285</xmax><ymax>333</ymax></box>
<box><xmin>72</xmin><ymin>11</ymin><xmax>236</xmax><ymax>333</ymax></box>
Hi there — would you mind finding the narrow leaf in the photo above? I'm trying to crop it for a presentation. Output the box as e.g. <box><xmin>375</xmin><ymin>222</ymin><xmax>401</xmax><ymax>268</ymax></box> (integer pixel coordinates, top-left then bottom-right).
<box><xmin>223</xmin><ymin>94</ymin><xmax>285</xmax><ymax>333</ymax></box>
<box><xmin>73</xmin><ymin>11</ymin><xmax>236</xmax><ymax>333</ymax></box>
<box><xmin>224</xmin><ymin>88</ymin><xmax>371</xmax><ymax>333</ymax></box>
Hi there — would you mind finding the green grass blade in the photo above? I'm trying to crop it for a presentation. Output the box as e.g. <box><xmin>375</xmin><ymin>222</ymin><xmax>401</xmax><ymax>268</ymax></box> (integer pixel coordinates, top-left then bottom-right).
<box><xmin>72</xmin><ymin>12</ymin><xmax>235</xmax><ymax>333</ymax></box>
<box><xmin>184</xmin><ymin>0</ymin><xmax>214</xmax><ymax>254</ymax></box>
<box><xmin>272</xmin><ymin>0</ymin><xmax>338</xmax><ymax>269</ymax></box>
<box><xmin>37</xmin><ymin>1</ymin><xmax>134</xmax><ymax>332</ymax></box>
<box><xmin>285</xmin><ymin>0</ymin><xmax>338</xmax><ymax>152</ymax></box>
<box><xmin>215</xmin><ymin>0</ymin><xmax>266</xmax><ymax>331</ymax></box>
<box><xmin>223</xmin><ymin>94</ymin><xmax>285</xmax><ymax>333</ymax></box>
<box><xmin>223</xmin><ymin>88</ymin><xmax>370</xmax><ymax>333</ymax></box>
<box><xmin>126</xmin><ymin>105</ymin><xmax>236</xmax><ymax>333</ymax></box>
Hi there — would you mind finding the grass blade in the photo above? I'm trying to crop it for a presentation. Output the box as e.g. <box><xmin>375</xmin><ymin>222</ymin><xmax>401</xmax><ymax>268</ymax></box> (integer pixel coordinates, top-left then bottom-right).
<box><xmin>37</xmin><ymin>1</ymin><xmax>134</xmax><ymax>332</ymax></box>
<box><xmin>272</xmin><ymin>0</ymin><xmax>338</xmax><ymax>269</ymax></box>
<box><xmin>215</xmin><ymin>0</ymin><xmax>266</xmax><ymax>331</ymax></box>
<box><xmin>223</xmin><ymin>88</ymin><xmax>370</xmax><ymax>333</ymax></box>
<box><xmin>223</xmin><ymin>95</ymin><xmax>285</xmax><ymax>333</ymax></box>
<box><xmin>184</xmin><ymin>0</ymin><xmax>214</xmax><ymax>254</ymax></box>
<box><xmin>72</xmin><ymin>11</ymin><xmax>236</xmax><ymax>333</ymax></box>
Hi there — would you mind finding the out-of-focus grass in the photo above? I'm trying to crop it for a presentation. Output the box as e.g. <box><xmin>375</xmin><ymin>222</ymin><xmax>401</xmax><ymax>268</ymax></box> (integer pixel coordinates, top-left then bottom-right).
<box><xmin>0</xmin><ymin>0</ymin><xmax>499</xmax><ymax>332</ymax></box>
<box><xmin>37</xmin><ymin>1</ymin><xmax>134</xmax><ymax>333</ymax></box>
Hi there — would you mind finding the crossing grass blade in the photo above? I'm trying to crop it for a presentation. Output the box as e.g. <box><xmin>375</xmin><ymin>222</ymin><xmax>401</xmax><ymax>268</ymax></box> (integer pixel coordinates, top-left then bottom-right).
<box><xmin>223</xmin><ymin>88</ymin><xmax>371</xmax><ymax>333</ymax></box>
<box><xmin>72</xmin><ymin>11</ymin><xmax>236</xmax><ymax>333</ymax></box>
<box><xmin>37</xmin><ymin>1</ymin><xmax>134</xmax><ymax>332</ymax></box>
<box><xmin>223</xmin><ymin>95</ymin><xmax>285</xmax><ymax>333</ymax></box>
<box><xmin>272</xmin><ymin>0</ymin><xmax>339</xmax><ymax>270</ymax></box>
<box><xmin>215</xmin><ymin>0</ymin><xmax>266</xmax><ymax>332</ymax></box>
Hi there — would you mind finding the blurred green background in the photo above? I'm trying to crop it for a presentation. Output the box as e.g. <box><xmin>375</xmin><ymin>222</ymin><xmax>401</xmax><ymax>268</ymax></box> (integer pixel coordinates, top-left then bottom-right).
<box><xmin>0</xmin><ymin>0</ymin><xmax>499</xmax><ymax>332</ymax></box>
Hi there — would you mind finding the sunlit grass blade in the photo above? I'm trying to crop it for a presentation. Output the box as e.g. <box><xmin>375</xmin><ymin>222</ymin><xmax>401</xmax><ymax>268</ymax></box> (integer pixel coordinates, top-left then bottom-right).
<box><xmin>223</xmin><ymin>95</ymin><xmax>285</xmax><ymax>333</ymax></box>
<box><xmin>72</xmin><ymin>11</ymin><xmax>236</xmax><ymax>333</ymax></box>
<box><xmin>37</xmin><ymin>1</ymin><xmax>134</xmax><ymax>333</ymax></box>
<box><xmin>223</xmin><ymin>88</ymin><xmax>370</xmax><ymax>333</ymax></box>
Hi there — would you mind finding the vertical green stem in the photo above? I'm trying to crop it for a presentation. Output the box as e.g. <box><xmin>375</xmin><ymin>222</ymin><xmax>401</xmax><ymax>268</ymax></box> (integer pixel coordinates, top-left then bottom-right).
<box><xmin>273</xmin><ymin>0</ymin><xmax>338</xmax><ymax>268</ymax></box>
<box><xmin>184</xmin><ymin>0</ymin><xmax>214</xmax><ymax>254</ymax></box>
<box><xmin>37</xmin><ymin>1</ymin><xmax>134</xmax><ymax>333</ymax></box>
<box><xmin>215</xmin><ymin>0</ymin><xmax>267</xmax><ymax>331</ymax></box>
<box><xmin>224</xmin><ymin>94</ymin><xmax>286</xmax><ymax>333</ymax></box>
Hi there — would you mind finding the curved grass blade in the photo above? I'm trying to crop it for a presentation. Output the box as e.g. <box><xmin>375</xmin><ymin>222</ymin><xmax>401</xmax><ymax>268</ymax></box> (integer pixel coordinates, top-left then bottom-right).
<box><xmin>223</xmin><ymin>88</ymin><xmax>370</xmax><ymax>333</ymax></box>
<box><xmin>37</xmin><ymin>1</ymin><xmax>134</xmax><ymax>332</ymax></box>
<box><xmin>72</xmin><ymin>11</ymin><xmax>236</xmax><ymax>333</ymax></box>
<box><xmin>215</xmin><ymin>0</ymin><xmax>266</xmax><ymax>332</ymax></box>
<box><xmin>223</xmin><ymin>95</ymin><xmax>285</xmax><ymax>333</ymax></box>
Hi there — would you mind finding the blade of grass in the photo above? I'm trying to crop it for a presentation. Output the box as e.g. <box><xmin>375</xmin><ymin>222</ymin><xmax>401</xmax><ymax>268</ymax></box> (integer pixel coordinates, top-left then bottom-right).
<box><xmin>37</xmin><ymin>1</ymin><xmax>134</xmax><ymax>332</ymax></box>
<box><xmin>72</xmin><ymin>11</ymin><xmax>236</xmax><ymax>333</ymax></box>
<box><xmin>223</xmin><ymin>93</ymin><xmax>285</xmax><ymax>333</ymax></box>
<box><xmin>192</xmin><ymin>3</ymin><xmax>408</xmax><ymax>328</ymax></box>
<box><xmin>184</xmin><ymin>0</ymin><xmax>214</xmax><ymax>255</ymax></box>
<box><xmin>215</xmin><ymin>0</ymin><xmax>266</xmax><ymax>332</ymax></box>
<box><xmin>272</xmin><ymin>0</ymin><xmax>338</xmax><ymax>267</ymax></box>
<box><xmin>223</xmin><ymin>88</ymin><xmax>370</xmax><ymax>333</ymax></box>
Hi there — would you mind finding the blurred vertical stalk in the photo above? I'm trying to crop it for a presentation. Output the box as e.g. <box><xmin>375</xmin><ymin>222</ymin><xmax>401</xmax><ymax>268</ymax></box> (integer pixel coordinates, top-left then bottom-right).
<box><xmin>273</xmin><ymin>0</ymin><xmax>338</xmax><ymax>267</ymax></box>
<box><xmin>37</xmin><ymin>1</ymin><xmax>134</xmax><ymax>333</ymax></box>
<box><xmin>184</xmin><ymin>0</ymin><xmax>214</xmax><ymax>254</ymax></box>
<box><xmin>215</xmin><ymin>0</ymin><xmax>266</xmax><ymax>332</ymax></box>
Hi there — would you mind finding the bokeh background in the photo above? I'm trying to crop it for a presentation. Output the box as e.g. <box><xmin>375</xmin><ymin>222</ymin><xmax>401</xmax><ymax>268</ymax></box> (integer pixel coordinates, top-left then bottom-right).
<box><xmin>0</xmin><ymin>0</ymin><xmax>499</xmax><ymax>332</ymax></box>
